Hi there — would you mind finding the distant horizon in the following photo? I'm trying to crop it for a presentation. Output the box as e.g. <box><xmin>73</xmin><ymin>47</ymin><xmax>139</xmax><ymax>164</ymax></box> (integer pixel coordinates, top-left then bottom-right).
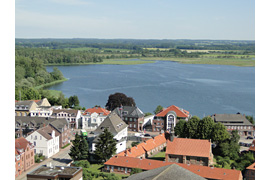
<box><xmin>15</xmin><ymin>37</ymin><xmax>255</xmax><ymax>41</ymax></box>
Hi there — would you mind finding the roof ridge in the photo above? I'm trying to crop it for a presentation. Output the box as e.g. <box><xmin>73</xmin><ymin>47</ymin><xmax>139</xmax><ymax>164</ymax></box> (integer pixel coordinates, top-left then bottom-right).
<box><xmin>152</xmin><ymin>164</ymin><xmax>175</xmax><ymax>180</ymax></box>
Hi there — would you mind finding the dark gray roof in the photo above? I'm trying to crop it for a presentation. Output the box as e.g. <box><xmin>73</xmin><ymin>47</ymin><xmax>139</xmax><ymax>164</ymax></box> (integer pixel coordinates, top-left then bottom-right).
<box><xmin>211</xmin><ymin>114</ymin><xmax>253</xmax><ymax>126</ymax></box>
<box><xmin>93</xmin><ymin>112</ymin><xmax>127</xmax><ymax>135</ymax></box>
<box><xmin>15</xmin><ymin>116</ymin><xmax>65</xmax><ymax>129</ymax></box>
<box><xmin>49</xmin><ymin>118</ymin><xmax>69</xmax><ymax>133</ymax></box>
<box><xmin>125</xmin><ymin>164</ymin><xmax>206</xmax><ymax>180</ymax></box>
<box><xmin>113</xmin><ymin>106</ymin><xmax>144</xmax><ymax>118</ymax></box>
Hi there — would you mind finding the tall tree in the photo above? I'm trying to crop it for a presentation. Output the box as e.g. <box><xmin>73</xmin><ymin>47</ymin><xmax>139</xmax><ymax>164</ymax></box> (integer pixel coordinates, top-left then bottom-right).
<box><xmin>154</xmin><ymin>105</ymin><xmax>163</xmax><ymax>114</ymax></box>
<box><xmin>211</xmin><ymin>122</ymin><xmax>230</xmax><ymax>143</ymax></box>
<box><xmin>105</xmin><ymin>92</ymin><xmax>136</xmax><ymax>111</ymax></box>
<box><xmin>184</xmin><ymin>116</ymin><xmax>200</xmax><ymax>138</ymax></box>
<box><xmin>174</xmin><ymin>119</ymin><xmax>186</xmax><ymax>137</ymax></box>
<box><xmin>94</xmin><ymin>128</ymin><xmax>117</xmax><ymax>162</ymax></box>
<box><xmin>69</xmin><ymin>133</ymin><xmax>89</xmax><ymax>161</ymax></box>
<box><xmin>197</xmin><ymin>117</ymin><xmax>215</xmax><ymax>139</ymax></box>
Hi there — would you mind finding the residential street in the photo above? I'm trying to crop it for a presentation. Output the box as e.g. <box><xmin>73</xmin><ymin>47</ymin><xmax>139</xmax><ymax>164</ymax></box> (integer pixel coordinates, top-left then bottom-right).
<box><xmin>15</xmin><ymin>144</ymin><xmax>72</xmax><ymax>180</ymax></box>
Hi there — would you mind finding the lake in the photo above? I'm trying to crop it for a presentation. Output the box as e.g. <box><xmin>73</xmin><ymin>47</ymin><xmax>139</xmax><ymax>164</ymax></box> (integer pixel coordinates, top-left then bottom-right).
<box><xmin>46</xmin><ymin>60</ymin><xmax>255</xmax><ymax>118</ymax></box>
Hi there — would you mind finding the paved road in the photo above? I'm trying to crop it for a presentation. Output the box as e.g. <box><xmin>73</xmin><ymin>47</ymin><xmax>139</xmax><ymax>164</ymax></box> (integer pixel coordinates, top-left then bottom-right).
<box><xmin>16</xmin><ymin>144</ymin><xmax>72</xmax><ymax>180</ymax></box>
<box><xmin>239</xmin><ymin>136</ymin><xmax>255</xmax><ymax>152</ymax></box>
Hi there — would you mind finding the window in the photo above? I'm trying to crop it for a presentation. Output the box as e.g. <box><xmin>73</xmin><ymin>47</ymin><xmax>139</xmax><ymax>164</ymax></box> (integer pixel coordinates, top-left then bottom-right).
<box><xmin>186</xmin><ymin>156</ymin><xmax>190</xmax><ymax>161</ymax></box>
<box><xmin>134</xmin><ymin>124</ymin><xmax>136</xmax><ymax>128</ymax></box>
<box><xmin>40</xmin><ymin>136</ymin><xmax>42</xmax><ymax>140</ymax></box>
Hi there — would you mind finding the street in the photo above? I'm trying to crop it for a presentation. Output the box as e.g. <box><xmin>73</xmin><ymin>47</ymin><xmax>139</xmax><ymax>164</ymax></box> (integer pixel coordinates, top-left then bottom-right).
<box><xmin>15</xmin><ymin>144</ymin><xmax>72</xmax><ymax>180</ymax></box>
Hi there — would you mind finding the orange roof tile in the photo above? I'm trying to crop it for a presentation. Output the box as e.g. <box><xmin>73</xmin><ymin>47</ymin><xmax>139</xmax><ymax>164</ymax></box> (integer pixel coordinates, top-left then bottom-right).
<box><xmin>15</xmin><ymin>137</ymin><xmax>32</xmax><ymax>151</ymax></box>
<box><xmin>246</xmin><ymin>162</ymin><xmax>255</xmax><ymax>170</ymax></box>
<box><xmin>155</xmin><ymin>105</ymin><xmax>189</xmax><ymax>117</ymax></box>
<box><xmin>83</xmin><ymin>107</ymin><xmax>110</xmax><ymax>116</ymax></box>
<box><xmin>166</xmin><ymin>138</ymin><xmax>211</xmax><ymax>158</ymax></box>
<box><xmin>105</xmin><ymin>156</ymin><xmax>242</xmax><ymax>180</ymax></box>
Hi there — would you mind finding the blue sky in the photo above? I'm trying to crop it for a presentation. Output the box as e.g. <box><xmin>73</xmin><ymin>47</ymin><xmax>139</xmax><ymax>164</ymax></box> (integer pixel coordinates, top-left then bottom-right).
<box><xmin>15</xmin><ymin>0</ymin><xmax>255</xmax><ymax>40</ymax></box>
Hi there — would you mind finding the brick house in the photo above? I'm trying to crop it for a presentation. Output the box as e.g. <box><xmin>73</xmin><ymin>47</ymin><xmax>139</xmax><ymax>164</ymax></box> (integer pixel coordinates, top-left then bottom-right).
<box><xmin>210</xmin><ymin>113</ymin><xmax>255</xmax><ymax>136</ymax></box>
<box><xmin>153</xmin><ymin>105</ymin><xmax>190</xmax><ymax>132</ymax></box>
<box><xmin>165</xmin><ymin>138</ymin><xmax>213</xmax><ymax>166</ymax></box>
<box><xmin>15</xmin><ymin>137</ymin><xmax>35</xmax><ymax>177</ymax></box>
<box><xmin>118</xmin><ymin>133</ymin><xmax>167</xmax><ymax>159</ymax></box>
<box><xmin>112</xmin><ymin>106</ymin><xmax>144</xmax><ymax>132</ymax></box>
<box><xmin>49</xmin><ymin>118</ymin><xmax>71</xmax><ymax>148</ymax></box>
<box><xmin>244</xmin><ymin>162</ymin><xmax>255</xmax><ymax>180</ymax></box>
<box><xmin>51</xmin><ymin>109</ymin><xmax>81</xmax><ymax>129</ymax></box>
<box><xmin>104</xmin><ymin>156</ymin><xmax>243</xmax><ymax>180</ymax></box>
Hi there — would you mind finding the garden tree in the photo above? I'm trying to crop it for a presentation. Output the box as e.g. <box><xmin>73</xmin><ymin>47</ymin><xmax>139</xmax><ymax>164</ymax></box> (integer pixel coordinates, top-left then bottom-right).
<box><xmin>184</xmin><ymin>116</ymin><xmax>200</xmax><ymax>138</ymax></box>
<box><xmin>69</xmin><ymin>133</ymin><xmax>82</xmax><ymax>161</ymax></box>
<box><xmin>69</xmin><ymin>133</ymin><xmax>89</xmax><ymax>161</ymax></box>
<box><xmin>105</xmin><ymin>92</ymin><xmax>136</xmax><ymax>111</ymax></box>
<box><xmin>144</xmin><ymin>112</ymin><xmax>153</xmax><ymax>116</ymax></box>
<box><xmin>57</xmin><ymin>93</ymin><xmax>69</xmax><ymax>108</ymax></box>
<box><xmin>130</xmin><ymin>168</ymin><xmax>143</xmax><ymax>175</ymax></box>
<box><xmin>246</xmin><ymin>115</ymin><xmax>255</xmax><ymax>125</ymax></box>
<box><xmin>154</xmin><ymin>105</ymin><xmax>163</xmax><ymax>114</ymax></box>
<box><xmin>197</xmin><ymin>117</ymin><xmax>215</xmax><ymax>139</ymax></box>
<box><xmin>231</xmin><ymin>152</ymin><xmax>255</xmax><ymax>171</ymax></box>
<box><xmin>131</xmin><ymin>142</ymin><xmax>140</xmax><ymax>147</ymax></box>
<box><xmin>73</xmin><ymin>160</ymin><xmax>90</xmax><ymax>168</ymax></box>
<box><xmin>174</xmin><ymin>119</ymin><xmax>186</xmax><ymax>137</ymax></box>
<box><xmin>215</xmin><ymin>156</ymin><xmax>231</xmax><ymax>168</ymax></box>
<box><xmin>211</xmin><ymin>122</ymin><xmax>230</xmax><ymax>143</ymax></box>
<box><xmin>94</xmin><ymin>128</ymin><xmax>117</xmax><ymax>162</ymax></box>
<box><xmin>231</xmin><ymin>130</ymin><xmax>240</xmax><ymax>144</ymax></box>
<box><xmin>68</xmin><ymin>95</ymin><xmax>80</xmax><ymax>107</ymax></box>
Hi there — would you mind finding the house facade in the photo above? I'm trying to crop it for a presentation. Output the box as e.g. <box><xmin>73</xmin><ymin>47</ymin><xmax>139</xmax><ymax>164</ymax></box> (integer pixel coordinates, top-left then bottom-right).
<box><xmin>91</xmin><ymin>113</ymin><xmax>128</xmax><ymax>154</ymax></box>
<box><xmin>80</xmin><ymin>107</ymin><xmax>110</xmax><ymax>130</ymax></box>
<box><xmin>153</xmin><ymin>105</ymin><xmax>190</xmax><ymax>132</ymax></box>
<box><xmin>165</xmin><ymin>138</ymin><xmax>213</xmax><ymax>166</ymax></box>
<box><xmin>112</xmin><ymin>106</ymin><xmax>144</xmax><ymax>132</ymax></box>
<box><xmin>15</xmin><ymin>100</ymin><xmax>38</xmax><ymax>116</ymax></box>
<box><xmin>15</xmin><ymin>137</ymin><xmax>35</xmax><ymax>177</ymax></box>
<box><xmin>26</xmin><ymin>126</ymin><xmax>60</xmax><ymax>158</ymax></box>
<box><xmin>244</xmin><ymin>162</ymin><xmax>255</xmax><ymax>180</ymax></box>
<box><xmin>210</xmin><ymin>113</ymin><xmax>255</xmax><ymax>136</ymax></box>
<box><xmin>51</xmin><ymin>109</ymin><xmax>81</xmax><ymax>129</ymax></box>
<box><xmin>49</xmin><ymin>118</ymin><xmax>71</xmax><ymax>148</ymax></box>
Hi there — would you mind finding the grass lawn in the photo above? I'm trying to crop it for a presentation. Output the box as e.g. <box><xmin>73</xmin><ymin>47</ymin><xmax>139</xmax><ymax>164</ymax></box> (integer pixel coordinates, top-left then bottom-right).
<box><xmin>148</xmin><ymin>151</ymin><xmax>166</xmax><ymax>161</ymax></box>
<box><xmin>86</xmin><ymin>164</ymin><xmax>129</xmax><ymax>180</ymax></box>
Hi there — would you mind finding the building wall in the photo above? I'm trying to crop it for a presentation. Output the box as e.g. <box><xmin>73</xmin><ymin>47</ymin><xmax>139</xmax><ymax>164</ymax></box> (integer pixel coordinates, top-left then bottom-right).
<box><xmin>166</xmin><ymin>154</ymin><xmax>209</xmax><ymax>166</ymax></box>
<box><xmin>81</xmin><ymin>113</ymin><xmax>107</xmax><ymax>130</ymax></box>
<box><xmin>15</xmin><ymin>156</ymin><xmax>22</xmax><ymax>177</ymax></box>
<box><xmin>23</xmin><ymin>145</ymin><xmax>35</xmax><ymax>171</ymax></box>
<box><xmin>105</xmin><ymin>165</ymin><xmax>132</xmax><ymax>175</ymax></box>
<box><xmin>245</xmin><ymin>169</ymin><xmax>255</xmax><ymax>180</ymax></box>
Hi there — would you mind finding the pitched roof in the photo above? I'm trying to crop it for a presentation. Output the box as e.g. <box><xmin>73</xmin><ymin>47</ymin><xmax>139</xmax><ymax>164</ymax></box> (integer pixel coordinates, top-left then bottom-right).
<box><xmin>15</xmin><ymin>100</ymin><xmax>36</xmax><ymax>107</ymax></box>
<box><xmin>49</xmin><ymin>118</ymin><xmax>69</xmax><ymax>133</ymax></box>
<box><xmin>155</xmin><ymin>105</ymin><xmax>189</xmax><ymax>118</ymax></box>
<box><xmin>166</xmin><ymin>138</ymin><xmax>211</xmax><ymax>158</ymax></box>
<box><xmin>246</xmin><ymin>162</ymin><xmax>255</xmax><ymax>170</ymax></box>
<box><xmin>113</xmin><ymin>106</ymin><xmax>144</xmax><ymax>118</ymax></box>
<box><xmin>83</xmin><ymin>107</ymin><xmax>110</xmax><ymax>116</ymax></box>
<box><xmin>15</xmin><ymin>116</ymin><xmax>62</xmax><ymax>127</ymax></box>
<box><xmin>126</xmin><ymin>164</ymin><xmax>206</xmax><ymax>180</ymax></box>
<box><xmin>105</xmin><ymin>156</ymin><xmax>242</xmax><ymax>180</ymax></box>
<box><xmin>93</xmin><ymin>112</ymin><xmax>128</xmax><ymax>135</ymax></box>
<box><xmin>52</xmin><ymin>109</ymin><xmax>79</xmax><ymax>115</ymax></box>
<box><xmin>118</xmin><ymin>134</ymin><xmax>167</xmax><ymax>158</ymax></box>
<box><xmin>15</xmin><ymin>137</ymin><xmax>32</xmax><ymax>151</ymax></box>
<box><xmin>211</xmin><ymin>114</ymin><xmax>253</xmax><ymax>126</ymax></box>
<box><xmin>36</xmin><ymin>126</ymin><xmax>60</xmax><ymax>140</ymax></box>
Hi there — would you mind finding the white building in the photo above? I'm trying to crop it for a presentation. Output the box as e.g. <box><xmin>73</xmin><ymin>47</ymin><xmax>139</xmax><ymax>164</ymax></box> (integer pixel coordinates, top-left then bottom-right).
<box><xmin>91</xmin><ymin>112</ymin><xmax>128</xmax><ymax>154</ymax></box>
<box><xmin>51</xmin><ymin>109</ymin><xmax>82</xmax><ymax>129</ymax></box>
<box><xmin>26</xmin><ymin>125</ymin><xmax>60</xmax><ymax>158</ymax></box>
<box><xmin>80</xmin><ymin>107</ymin><xmax>110</xmax><ymax>130</ymax></box>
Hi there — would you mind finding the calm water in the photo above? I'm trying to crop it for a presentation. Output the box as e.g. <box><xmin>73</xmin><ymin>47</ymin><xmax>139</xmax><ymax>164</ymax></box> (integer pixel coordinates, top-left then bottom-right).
<box><xmin>46</xmin><ymin>60</ymin><xmax>255</xmax><ymax>118</ymax></box>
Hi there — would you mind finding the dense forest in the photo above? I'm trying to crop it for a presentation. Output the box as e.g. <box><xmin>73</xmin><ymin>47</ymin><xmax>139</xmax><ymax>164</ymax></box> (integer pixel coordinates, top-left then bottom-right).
<box><xmin>15</xmin><ymin>38</ymin><xmax>255</xmax><ymax>52</ymax></box>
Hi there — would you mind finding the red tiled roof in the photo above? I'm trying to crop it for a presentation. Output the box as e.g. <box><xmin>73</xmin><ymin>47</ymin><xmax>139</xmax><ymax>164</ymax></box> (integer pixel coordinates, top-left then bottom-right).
<box><xmin>15</xmin><ymin>137</ymin><xmax>32</xmax><ymax>151</ymax></box>
<box><xmin>155</xmin><ymin>105</ymin><xmax>189</xmax><ymax>117</ymax></box>
<box><xmin>83</xmin><ymin>107</ymin><xmax>110</xmax><ymax>116</ymax></box>
<box><xmin>166</xmin><ymin>138</ymin><xmax>211</xmax><ymax>158</ymax></box>
<box><xmin>246</xmin><ymin>162</ymin><xmax>255</xmax><ymax>170</ymax></box>
<box><xmin>105</xmin><ymin>156</ymin><xmax>242</xmax><ymax>180</ymax></box>
<box><xmin>249</xmin><ymin>140</ymin><xmax>255</xmax><ymax>151</ymax></box>
<box><xmin>118</xmin><ymin>134</ymin><xmax>167</xmax><ymax>158</ymax></box>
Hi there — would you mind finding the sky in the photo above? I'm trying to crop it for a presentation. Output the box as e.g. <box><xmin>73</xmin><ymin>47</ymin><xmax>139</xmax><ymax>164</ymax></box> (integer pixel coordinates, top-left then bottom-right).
<box><xmin>15</xmin><ymin>0</ymin><xmax>255</xmax><ymax>40</ymax></box>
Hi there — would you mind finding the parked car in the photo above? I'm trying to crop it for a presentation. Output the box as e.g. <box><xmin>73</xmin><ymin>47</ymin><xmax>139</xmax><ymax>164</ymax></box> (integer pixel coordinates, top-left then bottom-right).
<box><xmin>144</xmin><ymin>134</ymin><xmax>151</xmax><ymax>137</ymax></box>
<box><xmin>239</xmin><ymin>142</ymin><xmax>244</xmax><ymax>146</ymax></box>
<box><xmin>246</xmin><ymin>136</ymin><xmax>254</xmax><ymax>139</ymax></box>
